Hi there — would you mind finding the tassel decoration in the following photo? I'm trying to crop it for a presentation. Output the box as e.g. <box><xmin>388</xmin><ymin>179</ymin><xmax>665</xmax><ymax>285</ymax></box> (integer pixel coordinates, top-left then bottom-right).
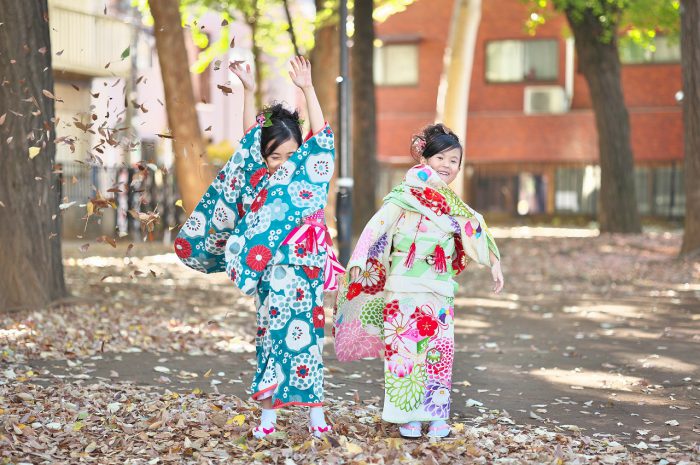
<box><xmin>433</xmin><ymin>244</ymin><xmax>447</xmax><ymax>273</ymax></box>
<box><xmin>404</xmin><ymin>242</ymin><xmax>417</xmax><ymax>269</ymax></box>
<box><xmin>452</xmin><ymin>234</ymin><xmax>467</xmax><ymax>274</ymax></box>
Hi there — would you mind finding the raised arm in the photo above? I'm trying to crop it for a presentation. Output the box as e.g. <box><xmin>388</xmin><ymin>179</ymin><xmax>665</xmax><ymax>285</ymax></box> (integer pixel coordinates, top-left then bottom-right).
<box><xmin>229</xmin><ymin>62</ymin><xmax>257</xmax><ymax>132</ymax></box>
<box><xmin>289</xmin><ymin>56</ymin><xmax>324</xmax><ymax>133</ymax></box>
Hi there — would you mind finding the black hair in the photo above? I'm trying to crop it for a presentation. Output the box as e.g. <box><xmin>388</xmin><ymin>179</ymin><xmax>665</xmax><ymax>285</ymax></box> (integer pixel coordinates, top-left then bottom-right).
<box><xmin>259</xmin><ymin>103</ymin><xmax>303</xmax><ymax>158</ymax></box>
<box><xmin>410</xmin><ymin>123</ymin><xmax>462</xmax><ymax>163</ymax></box>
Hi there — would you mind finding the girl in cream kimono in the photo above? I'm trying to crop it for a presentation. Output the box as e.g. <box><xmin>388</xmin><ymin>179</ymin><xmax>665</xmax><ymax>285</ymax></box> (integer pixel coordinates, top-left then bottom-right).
<box><xmin>176</xmin><ymin>57</ymin><xmax>343</xmax><ymax>439</ymax></box>
<box><xmin>334</xmin><ymin>124</ymin><xmax>504</xmax><ymax>438</ymax></box>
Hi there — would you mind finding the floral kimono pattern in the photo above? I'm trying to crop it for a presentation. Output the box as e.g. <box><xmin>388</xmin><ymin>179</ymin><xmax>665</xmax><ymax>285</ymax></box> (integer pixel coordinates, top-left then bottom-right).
<box><xmin>176</xmin><ymin>122</ymin><xmax>341</xmax><ymax>408</ymax></box>
<box><xmin>334</xmin><ymin>164</ymin><xmax>499</xmax><ymax>423</ymax></box>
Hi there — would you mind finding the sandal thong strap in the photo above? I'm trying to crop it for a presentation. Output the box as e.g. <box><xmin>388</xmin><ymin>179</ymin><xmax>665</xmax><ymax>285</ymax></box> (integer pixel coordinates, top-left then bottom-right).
<box><xmin>400</xmin><ymin>424</ymin><xmax>421</xmax><ymax>432</ymax></box>
<box><xmin>310</xmin><ymin>425</ymin><xmax>332</xmax><ymax>433</ymax></box>
<box><xmin>253</xmin><ymin>425</ymin><xmax>276</xmax><ymax>435</ymax></box>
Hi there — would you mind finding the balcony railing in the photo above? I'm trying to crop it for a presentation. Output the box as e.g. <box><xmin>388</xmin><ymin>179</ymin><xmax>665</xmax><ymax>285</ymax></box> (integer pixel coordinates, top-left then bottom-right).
<box><xmin>49</xmin><ymin>3</ymin><xmax>133</xmax><ymax>77</ymax></box>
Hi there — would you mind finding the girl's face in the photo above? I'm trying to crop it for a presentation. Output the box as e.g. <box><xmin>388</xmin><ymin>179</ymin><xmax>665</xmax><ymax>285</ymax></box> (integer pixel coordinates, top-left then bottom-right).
<box><xmin>265</xmin><ymin>138</ymin><xmax>299</xmax><ymax>174</ymax></box>
<box><xmin>421</xmin><ymin>147</ymin><xmax>461</xmax><ymax>185</ymax></box>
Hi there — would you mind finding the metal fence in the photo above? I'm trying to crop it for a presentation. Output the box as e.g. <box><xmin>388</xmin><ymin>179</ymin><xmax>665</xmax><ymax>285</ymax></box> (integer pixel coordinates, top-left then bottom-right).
<box><xmin>57</xmin><ymin>161</ymin><xmax>184</xmax><ymax>241</ymax></box>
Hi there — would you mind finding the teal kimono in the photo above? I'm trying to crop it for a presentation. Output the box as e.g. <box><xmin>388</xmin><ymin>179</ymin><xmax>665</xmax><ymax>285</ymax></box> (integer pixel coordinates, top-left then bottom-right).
<box><xmin>175</xmin><ymin>122</ymin><xmax>341</xmax><ymax>408</ymax></box>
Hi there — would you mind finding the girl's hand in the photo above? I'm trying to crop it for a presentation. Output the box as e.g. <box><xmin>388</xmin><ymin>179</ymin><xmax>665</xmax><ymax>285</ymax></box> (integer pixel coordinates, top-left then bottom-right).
<box><xmin>230</xmin><ymin>61</ymin><xmax>256</xmax><ymax>92</ymax></box>
<box><xmin>491</xmin><ymin>260</ymin><xmax>504</xmax><ymax>294</ymax></box>
<box><xmin>348</xmin><ymin>266</ymin><xmax>361</xmax><ymax>282</ymax></box>
<box><xmin>289</xmin><ymin>56</ymin><xmax>313</xmax><ymax>90</ymax></box>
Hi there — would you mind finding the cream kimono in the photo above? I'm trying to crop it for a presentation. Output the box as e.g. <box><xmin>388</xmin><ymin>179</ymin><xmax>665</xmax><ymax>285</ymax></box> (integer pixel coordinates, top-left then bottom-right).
<box><xmin>334</xmin><ymin>164</ymin><xmax>499</xmax><ymax>423</ymax></box>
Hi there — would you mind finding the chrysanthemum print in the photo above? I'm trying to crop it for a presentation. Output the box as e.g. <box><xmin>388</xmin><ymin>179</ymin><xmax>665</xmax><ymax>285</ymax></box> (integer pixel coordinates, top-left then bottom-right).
<box><xmin>335</xmin><ymin>164</ymin><xmax>500</xmax><ymax>423</ymax></box>
<box><xmin>176</xmin><ymin>122</ymin><xmax>336</xmax><ymax>409</ymax></box>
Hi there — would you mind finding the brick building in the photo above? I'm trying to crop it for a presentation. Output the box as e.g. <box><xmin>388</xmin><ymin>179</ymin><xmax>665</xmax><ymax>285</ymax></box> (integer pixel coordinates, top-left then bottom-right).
<box><xmin>374</xmin><ymin>0</ymin><xmax>684</xmax><ymax>218</ymax></box>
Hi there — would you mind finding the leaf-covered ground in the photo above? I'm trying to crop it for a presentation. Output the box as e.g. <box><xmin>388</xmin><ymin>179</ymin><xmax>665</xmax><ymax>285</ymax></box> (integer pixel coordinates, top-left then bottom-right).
<box><xmin>2</xmin><ymin>227</ymin><xmax>699</xmax><ymax>464</ymax></box>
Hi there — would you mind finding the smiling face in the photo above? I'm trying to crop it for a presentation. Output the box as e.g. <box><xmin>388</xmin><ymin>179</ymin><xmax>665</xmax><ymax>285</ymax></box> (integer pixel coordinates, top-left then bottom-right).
<box><xmin>264</xmin><ymin>138</ymin><xmax>299</xmax><ymax>174</ymax></box>
<box><xmin>421</xmin><ymin>147</ymin><xmax>461</xmax><ymax>184</ymax></box>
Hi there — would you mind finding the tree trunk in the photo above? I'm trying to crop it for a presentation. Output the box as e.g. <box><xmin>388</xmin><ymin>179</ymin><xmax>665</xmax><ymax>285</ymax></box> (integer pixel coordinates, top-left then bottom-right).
<box><xmin>283</xmin><ymin>0</ymin><xmax>301</xmax><ymax>56</ymax></box>
<box><xmin>351</xmin><ymin>0</ymin><xmax>377</xmax><ymax>236</ymax></box>
<box><xmin>680</xmin><ymin>0</ymin><xmax>700</xmax><ymax>255</ymax></box>
<box><xmin>149</xmin><ymin>0</ymin><xmax>212</xmax><ymax>213</ymax></box>
<box><xmin>565</xmin><ymin>9</ymin><xmax>641</xmax><ymax>233</ymax></box>
<box><xmin>311</xmin><ymin>0</ymin><xmax>340</xmax><ymax>233</ymax></box>
<box><xmin>248</xmin><ymin>1</ymin><xmax>264</xmax><ymax>110</ymax></box>
<box><xmin>0</xmin><ymin>0</ymin><xmax>67</xmax><ymax>311</ymax></box>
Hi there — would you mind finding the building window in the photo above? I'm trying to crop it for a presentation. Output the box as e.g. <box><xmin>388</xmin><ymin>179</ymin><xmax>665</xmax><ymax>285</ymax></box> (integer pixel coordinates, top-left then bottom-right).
<box><xmin>374</xmin><ymin>43</ymin><xmax>419</xmax><ymax>86</ymax></box>
<box><xmin>486</xmin><ymin>39</ymin><xmax>558</xmax><ymax>83</ymax></box>
<box><xmin>619</xmin><ymin>36</ymin><xmax>681</xmax><ymax>64</ymax></box>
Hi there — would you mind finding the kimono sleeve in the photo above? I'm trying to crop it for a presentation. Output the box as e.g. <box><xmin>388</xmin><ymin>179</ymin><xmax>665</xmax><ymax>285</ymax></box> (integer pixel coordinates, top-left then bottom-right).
<box><xmin>174</xmin><ymin>126</ymin><xmax>263</xmax><ymax>273</ymax></box>
<box><xmin>458</xmin><ymin>208</ymin><xmax>500</xmax><ymax>269</ymax></box>
<box><xmin>347</xmin><ymin>202</ymin><xmax>403</xmax><ymax>272</ymax></box>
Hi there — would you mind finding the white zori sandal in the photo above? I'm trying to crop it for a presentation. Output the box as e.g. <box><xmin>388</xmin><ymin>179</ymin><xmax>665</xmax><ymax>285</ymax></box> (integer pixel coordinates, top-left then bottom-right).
<box><xmin>427</xmin><ymin>420</ymin><xmax>450</xmax><ymax>438</ymax></box>
<box><xmin>399</xmin><ymin>421</ymin><xmax>422</xmax><ymax>438</ymax></box>
<box><xmin>252</xmin><ymin>425</ymin><xmax>276</xmax><ymax>439</ymax></box>
<box><xmin>309</xmin><ymin>424</ymin><xmax>333</xmax><ymax>438</ymax></box>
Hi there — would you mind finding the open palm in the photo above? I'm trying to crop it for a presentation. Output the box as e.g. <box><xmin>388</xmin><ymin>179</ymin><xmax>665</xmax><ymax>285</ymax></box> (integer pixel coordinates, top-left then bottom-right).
<box><xmin>289</xmin><ymin>56</ymin><xmax>313</xmax><ymax>89</ymax></box>
<box><xmin>230</xmin><ymin>61</ymin><xmax>256</xmax><ymax>91</ymax></box>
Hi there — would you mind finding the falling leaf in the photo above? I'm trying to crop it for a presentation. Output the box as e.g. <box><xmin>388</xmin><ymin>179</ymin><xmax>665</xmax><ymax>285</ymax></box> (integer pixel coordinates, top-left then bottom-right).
<box><xmin>229</xmin><ymin>36</ymin><xmax>235</xmax><ymax>48</ymax></box>
<box><xmin>28</xmin><ymin>147</ymin><xmax>40</xmax><ymax>159</ymax></box>
<box><xmin>0</xmin><ymin>113</ymin><xmax>6</xmax><ymax>125</ymax></box>
<box><xmin>79</xmin><ymin>243</ymin><xmax>90</xmax><ymax>253</ymax></box>
<box><xmin>120</xmin><ymin>46</ymin><xmax>130</xmax><ymax>59</ymax></box>
<box><xmin>42</xmin><ymin>89</ymin><xmax>63</xmax><ymax>102</ymax></box>
<box><xmin>217</xmin><ymin>84</ymin><xmax>233</xmax><ymax>95</ymax></box>
<box><xmin>56</xmin><ymin>49</ymin><xmax>64</xmax><ymax>55</ymax></box>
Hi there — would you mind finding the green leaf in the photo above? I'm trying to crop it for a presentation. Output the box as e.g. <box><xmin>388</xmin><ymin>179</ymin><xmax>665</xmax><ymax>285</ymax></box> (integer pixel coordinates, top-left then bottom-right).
<box><xmin>121</xmin><ymin>46</ymin><xmax>130</xmax><ymax>60</ymax></box>
<box><xmin>416</xmin><ymin>337</ymin><xmax>430</xmax><ymax>354</ymax></box>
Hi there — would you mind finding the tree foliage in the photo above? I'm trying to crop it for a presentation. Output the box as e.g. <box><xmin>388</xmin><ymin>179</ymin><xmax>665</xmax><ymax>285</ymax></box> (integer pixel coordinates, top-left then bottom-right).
<box><xmin>523</xmin><ymin>0</ymin><xmax>680</xmax><ymax>48</ymax></box>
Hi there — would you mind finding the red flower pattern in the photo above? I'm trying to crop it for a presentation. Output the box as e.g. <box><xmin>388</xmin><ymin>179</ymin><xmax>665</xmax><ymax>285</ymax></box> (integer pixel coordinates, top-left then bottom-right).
<box><xmin>296</xmin><ymin>364</ymin><xmax>310</xmax><ymax>378</ymax></box>
<box><xmin>383</xmin><ymin>300</ymin><xmax>400</xmax><ymax>322</ymax></box>
<box><xmin>250</xmin><ymin>167</ymin><xmax>268</xmax><ymax>188</ymax></box>
<box><xmin>250</xmin><ymin>188</ymin><xmax>268</xmax><ymax>213</ymax></box>
<box><xmin>302</xmin><ymin>266</ymin><xmax>320</xmax><ymax>279</ymax></box>
<box><xmin>410</xmin><ymin>187</ymin><xmax>450</xmax><ymax>215</ymax></box>
<box><xmin>174</xmin><ymin>238</ymin><xmax>192</xmax><ymax>259</ymax></box>
<box><xmin>245</xmin><ymin>245</ymin><xmax>272</xmax><ymax>272</ymax></box>
<box><xmin>346</xmin><ymin>282</ymin><xmax>362</xmax><ymax>300</ymax></box>
<box><xmin>416</xmin><ymin>315</ymin><xmax>438</xmax><ymax>338</ymax></box>
<box><xmin>313</xmin><ymin>306</ymin><xmax>325</xmax><ymax>329</ymax></box>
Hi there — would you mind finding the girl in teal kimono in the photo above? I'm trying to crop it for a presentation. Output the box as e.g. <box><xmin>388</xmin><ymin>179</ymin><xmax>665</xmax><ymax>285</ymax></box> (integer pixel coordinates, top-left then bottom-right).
<box><xmin>334</xmin><ymin>124</ymin><xmax>504</xmax><ymax>439</ymax></box>
<box><xmin>175</xmin><ymin>57</ymin><xmax>343</xmax><ymax>438</ymax></box>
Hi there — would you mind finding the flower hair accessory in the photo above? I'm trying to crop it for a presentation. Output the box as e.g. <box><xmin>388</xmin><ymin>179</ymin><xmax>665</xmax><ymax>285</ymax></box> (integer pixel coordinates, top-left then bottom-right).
<box><xmin>411</xmin><ymin>136</ymin><xmax>427</xmax><ymax>160</ymax></box>
<box><xmin>256</xmin><ymin>111</ymin><xmax>274</xmax><ymax>128</ymax></box>
<box><xmin>256</xmin><ymin>111</ymin><xmax>304</xmax><ymax>128</ymax></box>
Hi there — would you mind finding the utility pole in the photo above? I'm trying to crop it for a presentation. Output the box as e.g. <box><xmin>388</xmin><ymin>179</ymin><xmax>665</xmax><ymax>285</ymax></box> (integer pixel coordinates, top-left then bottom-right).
<box><xmin>336</xmin><ymin>0</ymin><xmax>353</xmax><ymax>264</ymax></box>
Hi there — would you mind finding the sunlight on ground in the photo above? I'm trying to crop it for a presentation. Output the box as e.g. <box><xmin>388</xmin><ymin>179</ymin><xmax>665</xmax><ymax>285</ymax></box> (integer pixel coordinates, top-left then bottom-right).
<box><xmin>614</xmin><ymin>353</ymin><xmax>699</xmax><ymax>374</ymax></box>
<box><xmin>530</xmin><ymin>368</ymin><xmax>644</xmax><ymax>391</ymax></box>
<box><xmin>454</xmin><ymin>318</ymin><xmax>492</xmax><ymax>331</ymax></box>
<box><xmin>454</xmin><ymin>297</ymin><xmax>520</xmax><ymax>310</ymax></box>
<box><xmin>0</xmin><ymin>325</ymin><xmax>33</xmax><ymax>342</ymax></box>
<box><xmin>490</xmin><ymin>226</ymin><xmax>599</xmax><ymax>239</ymax></box>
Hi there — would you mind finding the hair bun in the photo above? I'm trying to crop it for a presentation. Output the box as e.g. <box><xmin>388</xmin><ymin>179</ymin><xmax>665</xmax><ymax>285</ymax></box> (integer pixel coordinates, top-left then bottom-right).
<box><xmin>410</xmin><ymin>123</ymin><xmax>462</xmax><ymax>162</ymax></box>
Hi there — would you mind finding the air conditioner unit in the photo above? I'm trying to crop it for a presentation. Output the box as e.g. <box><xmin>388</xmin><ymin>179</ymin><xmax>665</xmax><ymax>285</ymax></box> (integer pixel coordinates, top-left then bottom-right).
<box><xmin>524</xmin><ymin>86</ymin><xmax>569</xmax><ymax>114</ymax></box>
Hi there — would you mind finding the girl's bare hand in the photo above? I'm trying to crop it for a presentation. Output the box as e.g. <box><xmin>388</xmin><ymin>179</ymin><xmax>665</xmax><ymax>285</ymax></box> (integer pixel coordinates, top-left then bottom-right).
<box><xmin>349</xmin><ymin>266</ymin><xmax>361</xmax><ymax>282</ymax></box>
<box><xmin>289</xmin><ymin>56</ymin><xmax>313</xmax><ymax>90</ymax></box>
<box><xmin>230</xmin><ymin>61</ymin><xmax>256</xmax><ymax>92</ymax></box>
<box><xmin>491</xmin><ymin>261</ymin><xmax>504</xmax><ymax>294</ymax></box>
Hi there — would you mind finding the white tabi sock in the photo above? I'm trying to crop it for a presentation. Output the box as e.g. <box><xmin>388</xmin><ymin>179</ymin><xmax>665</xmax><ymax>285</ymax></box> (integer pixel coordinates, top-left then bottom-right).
<box><xmin>309</xmin><ymin>406</ymin><xmax>327</xmax><ymax>427</ymax></box>
<box><xmin>260</xmin><ymin>408</ymin><xmax>276</xmax><ymax>428</ymax></box>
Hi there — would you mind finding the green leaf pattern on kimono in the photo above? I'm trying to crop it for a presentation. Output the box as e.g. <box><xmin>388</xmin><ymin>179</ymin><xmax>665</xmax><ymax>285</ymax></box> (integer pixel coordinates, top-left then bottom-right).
<box><xmin>385</xmin><ymin>364</ymin><xmax>427</xmax><ymax>412</ymax></box>
<box><xmin>437</xmin><ymin>187</ymin><xmax>474</xmax><ymax>219</ymax></box>
<box><xmin>359</xmin><ymin>297</ymin><xmax>385</xmax><ymax>331</ymax></box>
